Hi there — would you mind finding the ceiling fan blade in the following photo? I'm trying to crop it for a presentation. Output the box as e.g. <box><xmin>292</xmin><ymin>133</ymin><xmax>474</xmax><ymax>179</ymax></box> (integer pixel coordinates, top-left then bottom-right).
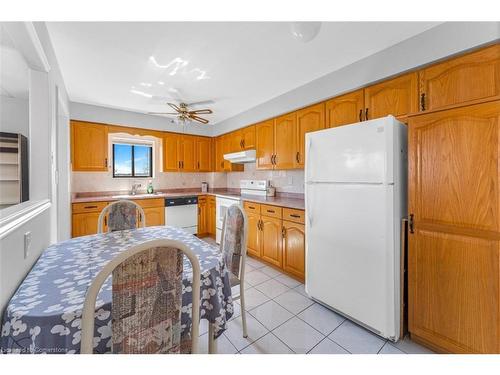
<box><xmin>186</xmin><ymin>100</ymin><xmax>215</xmax><ymax>107</ymax></box>
<box><xmin>168</xmin><ymin>103</ymin><xmax>181</xmax><ymax>112</ymax></box>
<box><xmin>189</xmin><ymin>114</ymin><xmax>209</xmax><ymax>124</ymax></box>
<box><xmin>188</xmin><ymin>109</ymin><xmax>213</xmax><ymax>115</ymax></box>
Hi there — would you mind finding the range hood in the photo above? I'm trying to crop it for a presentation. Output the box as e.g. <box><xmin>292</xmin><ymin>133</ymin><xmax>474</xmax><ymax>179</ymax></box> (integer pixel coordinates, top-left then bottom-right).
<box><xmin>223</xmin><ymin>149</ymin><xmax>256</xmax><ymax>164</ymax></box>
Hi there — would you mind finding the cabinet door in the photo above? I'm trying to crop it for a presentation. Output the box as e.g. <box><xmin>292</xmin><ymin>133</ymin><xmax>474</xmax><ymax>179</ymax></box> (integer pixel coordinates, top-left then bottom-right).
<box><xmin>163</xmin><ymin>133</ymin><xmax>180</xmax><ymax>171</ymax></box>
<box><xmin>241</xmin><ymin>125</ymin><xmax>256</xmax><ymax>150</ymax></box>
<box><xmin>208</xmin><ymin>196</ymin><xmax>216</xmax><ymax>236</ymax></box>
<box><xmin>196</xmin><ymin>137</ymin><xmax>211</xmax><ymax>172</ymax></box>
<box><xmin>72</xmin><ymin>212</ymin><xmax>102</xmax><ymax>237</ymax></box>
<box><xmin>142</xmin><ymin>207</ymin><xmax>165</xmax><ymax>227</ymax></box>
<box><xmin>364</xmin><ymin>72</ymin><xmax>418</xmax><ymax>120</ymax></box>
<box><xmin>419</xmin><ymin>44</ymin><xmax>500</xmax><ymax>112</ymax></box>
<box><xmin>229</xmin><ymin>130</ymin><xmax>243</xmax><ymax>152</ymax></box>
<box><xmin>71</xmin><ymin>121</ymin><xmax>108</xmax><ymax>171</ymax></box>
<box><xmin>261</xmin><ymin>216</ymin><xmax>283</xmax><ymax>267</ymax></box>
<box><xmin>255</xmin><ymin>119</ymin><xmax>274</xmax><ymax>170</ymax></box>
<box><xmin>197</xmin><ymin>197</ymin><xmax>207</xmax><ymax>235</ymax></box>
<box><xmin>282</xmin><ymin>221</ymin><xmax>305</xmax><ymax>281</ymax></box>
<box><xmin>274</xmin><ymin>113</ymin><xmax>297</xmax><ymax>170</ymax></box>
<box><xmin>246</xmin><ymin>212</ymin><xmax>262</xmax><ymax>258</ymax></box>
<box><xmin>325</xmin><ymin>89</ymin><xmax>364</xmax><ymax>128</ymax></box>
<box><xmin>296</xmin><ymin>103</ymin><xmax>325</xmax><ymax>168</ymax></box>
<box><xmin>408</xmin><ymin>101</ymin><xmax>500</xmax><ymax>354</ymax></box>
<box><xmin>214</xmin><ymin>136</ymin><xmax>225</xmax><ymax>172</ymax></box>
<box><xmin>181</xmin><ymin>135</ymin><xmax>197</xmax><ymax>172</ymax></box>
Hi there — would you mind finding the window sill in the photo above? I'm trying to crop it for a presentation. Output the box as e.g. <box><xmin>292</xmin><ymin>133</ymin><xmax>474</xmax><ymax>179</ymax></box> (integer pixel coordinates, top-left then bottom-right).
<box><xmin>0</xmin><ymin>199</ymin><xmax>51</xmax><ymax>240</ymax></box>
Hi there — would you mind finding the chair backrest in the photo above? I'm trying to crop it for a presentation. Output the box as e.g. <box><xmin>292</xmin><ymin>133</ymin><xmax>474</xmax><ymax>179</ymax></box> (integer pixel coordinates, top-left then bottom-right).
<box><xmin>97</xmin><ymin>200</ymin><xmax>146</xmax><ymax>233</ymax></box>
<box><xmin>80</xmin><ymin>239</ymin><xmax>201</xmax><ymax>354</ymax></box>
<box><xmin>220</xmin><ymin>204</ymin><xmax>248</xmax><ymax>280</ymax></box>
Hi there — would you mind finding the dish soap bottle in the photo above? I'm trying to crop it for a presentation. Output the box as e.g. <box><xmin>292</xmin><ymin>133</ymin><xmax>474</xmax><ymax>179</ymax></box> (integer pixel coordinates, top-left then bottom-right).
<box><xmin>147</xmin><ymin>180</ymin><xmax>154</xmax><ymax>194</ymax></box>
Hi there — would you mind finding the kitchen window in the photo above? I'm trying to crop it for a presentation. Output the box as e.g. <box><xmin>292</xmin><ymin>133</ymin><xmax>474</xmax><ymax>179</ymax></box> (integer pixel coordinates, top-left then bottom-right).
<box><xmin>112</xmin><ymin>143</ymin><xmax>153</xmax><ymax>178</ymax></box>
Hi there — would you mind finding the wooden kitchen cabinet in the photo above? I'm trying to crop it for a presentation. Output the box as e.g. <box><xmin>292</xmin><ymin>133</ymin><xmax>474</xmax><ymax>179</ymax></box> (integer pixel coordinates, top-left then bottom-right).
<box><xmin>419</xmin><ymin>44</ymin><xmax>500</xmax><ymax>112</ymax></box>
<box><xmin>71</xmin><ymin>201</ymin><xmax>109</xmax><ymax>237</ymax></box>
<box><xmin>408</xmin><ymin>101</ymin><xmax>500</xmax><ymax>354</ymax></box>
<box><xmin>241</xmin><ymin>125</ymin><xmax>256</xmax><ymax>150</ymax></box>
<box><xmin>325</xmin><ymin>89</ymin><xmax>365</xmax><ymax>127</ymax></box>
<box><xmin>196</xmin><ymin>137</ymin><xmax>211</xmax><ymax>172</ymax></box>
<box><xmin>71</xmin><ymin>121</ymin><xmax>109</xmax><ymax>171</ymax></box>
<box><xmin>260</xmin><ymin>216</ymin><xmax>283</xmax><ymax>268</ymax></box>
<box><xmin>141</xmin><ymin>207</ymin><xmax>164</xmax><ymax>227</ymax></box>
<box><xmin>273</xmin><ymin>113</ymin><xmax>297</xmax><ymax>170</ymax></box>
<box><xmin>229</xmin><ymin>130</ymin><xmax>243</xmax><ymax>153</ymax></box>
<box><xmin>255</xmin><ymin>119</ymin><xmax>275</xmax><ymax>170</ymax></box>
<box><xmin>179</xmin><ymin>135</ymin><xmax>197</xmax><ymax>172</ymax></box>
<box><xmin>163</xmin><ymin>133</ymin><xmax>181</xmax><ymax>172</ymax></box>
<box><xmin>246</xmin><ymin>210</ymin><xmax>262</xmax><ymax>258</ymax></box>
<box><xmin>197</xmin><ymin>196</ymin><xmax>207</xmax><ymax>236</ymax></box>
<box><xmin>296</xmin><ymin>103</ymin><xmax>326</xmax><ymax>167</ymax></box>
<box><xmin>214</xmin><ymin>136</ymin><xmax>225</xmax><ymax>172</ymax></box>
<box><xmin>364</xmin><ymin>72</ymin><xmax>418</xmax><ymax>120</ymax></box>
<box><xmin>282</xmin><ymin>220</ymin><xmax>305</xmax><ymax>280</ymax></box>
<box><xmin>207</xmin><ymin>195</ymin><xmax>216</xmax><ymax>237</ymax></box>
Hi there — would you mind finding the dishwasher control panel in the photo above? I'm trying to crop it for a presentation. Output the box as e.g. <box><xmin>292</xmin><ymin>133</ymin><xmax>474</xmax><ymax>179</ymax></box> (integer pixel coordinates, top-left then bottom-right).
<box><xmin>164</xmin><ymin>196</ymin><xmax>198</xmax><ymax>206</ymax></box>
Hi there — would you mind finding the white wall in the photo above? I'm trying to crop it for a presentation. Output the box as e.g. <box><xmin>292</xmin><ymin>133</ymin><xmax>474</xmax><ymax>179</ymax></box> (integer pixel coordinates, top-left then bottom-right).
<box><xmin>214</xmin><ymin>22</ymin><xmax>500</xmax><ymax>135</ymax></box>
<box><xmin>70</xmin><ymin>102</ymin><xmax>213</xmax><ymax>137</ymax></box>
<box><xmin>0</xmin><ymin>96</ymin><xmax>29</xmax><ymax>137</ymax></box>
<box><xmin>0</xmin><ymin>22</ymin><xmax>70</xmax><ymax>312</ymax></box>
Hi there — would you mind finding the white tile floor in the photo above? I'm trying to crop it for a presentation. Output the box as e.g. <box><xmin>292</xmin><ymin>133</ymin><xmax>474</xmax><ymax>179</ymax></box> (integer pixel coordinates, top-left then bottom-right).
<box><xmin>200</xmin><ymin>238</ymin><xmax>434</xmax><ymax>354</ymax></box>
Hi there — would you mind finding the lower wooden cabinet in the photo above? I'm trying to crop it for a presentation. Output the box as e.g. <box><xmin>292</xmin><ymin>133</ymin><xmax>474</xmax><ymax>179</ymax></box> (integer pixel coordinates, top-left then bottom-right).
<box><xmin>207</xmin><ymin>196</ymin><xmax>216</xmax><ymax>237</ymax></box>
<box><xmin>72</xmin><ymin>212</ymin><xmax>104</xmax><ymax>237</ymax></box>
<box><xmin>244</xmin><ymin>201</ymin><xmax>305</xmax><ymax>281</ymax></box>
<box><xmin>142</xmin><ymin>207</ymin><xmax>164</xmax><ymax>227</ymax></box>
<box><xmin>282</xmin><ymin>221</ymin><xmax>305</xmax><ymax>280</ymax></box>
<box><xmin>197</xmin><ymin>196</ymin><xmax>208</xmax><ymax>235</ymax></box>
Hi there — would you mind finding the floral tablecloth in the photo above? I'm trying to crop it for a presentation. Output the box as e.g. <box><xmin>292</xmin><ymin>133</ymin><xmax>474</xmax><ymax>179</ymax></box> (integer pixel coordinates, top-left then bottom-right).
<box><xmin>0</xmin><ymin>226</ymin><xmax>233</xmax><ymax>353</ymax></box>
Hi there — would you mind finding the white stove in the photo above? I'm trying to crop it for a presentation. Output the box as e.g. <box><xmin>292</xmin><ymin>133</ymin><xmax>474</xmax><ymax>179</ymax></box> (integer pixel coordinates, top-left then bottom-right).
<box><xmin>215</xmin><ymin>179</ymin><xmax>269</xmax><ymax>243</ymax></box>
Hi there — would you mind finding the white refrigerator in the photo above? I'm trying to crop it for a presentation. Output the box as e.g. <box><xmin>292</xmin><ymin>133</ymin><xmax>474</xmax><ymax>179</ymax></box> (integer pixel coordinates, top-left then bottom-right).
<box><xmin>305</xmin><ymin>115</ymin><xmax>407</xmax><ymax>341</ymax></box>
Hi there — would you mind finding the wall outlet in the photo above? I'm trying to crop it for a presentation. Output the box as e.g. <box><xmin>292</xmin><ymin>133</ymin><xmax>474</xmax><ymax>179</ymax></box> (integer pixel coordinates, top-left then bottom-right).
<box><xmin>24</xmin><ymin>231</ymin><xmax>32</xmax><ymax>259</ymax></box>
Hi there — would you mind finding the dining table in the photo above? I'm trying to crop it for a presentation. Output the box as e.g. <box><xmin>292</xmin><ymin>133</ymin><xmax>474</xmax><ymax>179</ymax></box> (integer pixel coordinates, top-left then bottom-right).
<box><xmin>0</xmin><ymin>226</ymin><xmax>234</xmax><ymax>354</ymax></box>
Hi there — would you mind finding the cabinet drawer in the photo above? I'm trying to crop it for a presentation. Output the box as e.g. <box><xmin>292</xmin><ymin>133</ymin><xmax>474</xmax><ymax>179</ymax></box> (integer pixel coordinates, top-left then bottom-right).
<box><xmin>244</xmin><ymin>201</ymin><xmax>261</xmax><ymax>214</ymax></box>
<box><xmin>72</xmin><ymin>201</ymin><xmax>108</xmax><ymax>214</ymax></box>
<box><xmin>261</xmin><ymin>204</ymin><xmax>282</xmax><ymax>219</ymax></box>
<box><xmin>198</xmin><ymin>195</ymin><xmax>207</xmax><ymax>203</ymax></box>
<box><xmin>283</xmin><ymin>208</ymin><xmax>305</xmax><ymax>224</ymax></box>
<box><xmin>208</xmin><ymin>195</ymin><xmax>216</xmax><ymax>204</ymax></box>
<box><xmin>134</xmin><ymin>198</ymin><xmax>164</xmax><ymax>209</ymax></box>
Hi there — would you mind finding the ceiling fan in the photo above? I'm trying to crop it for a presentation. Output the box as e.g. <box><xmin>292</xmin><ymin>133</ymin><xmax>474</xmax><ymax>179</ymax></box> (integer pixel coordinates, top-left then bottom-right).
<box><xmin>148</xmin><ymin>101</ymin><xmax>214</xmax><ymax>124</ymax></box>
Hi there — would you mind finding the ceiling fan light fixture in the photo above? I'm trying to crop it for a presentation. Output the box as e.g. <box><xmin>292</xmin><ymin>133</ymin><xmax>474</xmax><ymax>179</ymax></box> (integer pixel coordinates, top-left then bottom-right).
<box><xmin>290</xmin><ymin>22</ymin><xmax>322</xmax><ymax>43</ymax></box>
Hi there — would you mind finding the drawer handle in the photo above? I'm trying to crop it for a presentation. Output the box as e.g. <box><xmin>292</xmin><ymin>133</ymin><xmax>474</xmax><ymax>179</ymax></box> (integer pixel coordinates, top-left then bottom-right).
<box><xmin>267</xmin><ymin>210</ymin><xmax>275</xmax><ymax>213</ymax></box>
<box><xmin>290</xmin><ymin>214</ymin><xmax>301</xmax><ymax>218</ymax></box>
<box><xmin>248</xmin><ymin>206</ymin><xmax>255</xmax><ymax>209</ymax></box>
<box><xmin>84</xmin><ymin>205</ymin><xmax>98</xmax><ymax>209</ymax></box>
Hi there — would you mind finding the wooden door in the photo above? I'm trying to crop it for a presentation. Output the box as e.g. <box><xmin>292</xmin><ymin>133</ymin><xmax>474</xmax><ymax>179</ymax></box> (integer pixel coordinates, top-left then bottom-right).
<box><xmin>246</xmin><ymin>212</ymin><xmax>262</xmax><ymax>258</ymax></box>
<box><xmin>181</xmin><ymin>135</ymin><xmax>197</xmax><ymax>172</ymax></box>
<box><xmin>325</xmin><ymin>89</ymin><xmax>364</xmax><ymax>127</ymax></box>
<box><xmin>71</xmin><ymin>121</ymin><xmax>108</xmax><ymax>171</ymax></box>
<box><xmin>229</xmin><ymin>130</ymin><xmax>243</xmax><ymax>152</ymax></box>
<box><xmin>142</xmin><ymin>207</ymin><xmax>164</xmax><ymax>227</ymax></box>
<box><xmin>274</xmin><ymin>113</ymin><xmax>297</xmax><ymax>170</ymax></box>
<box><xmin>72</xmin><ymin>212</ymin><xmax>102</xmax><ymax>237</ymax></box>
<box><xmin>196</xmin><ymin>137</ymin><xmax>211</xmax><ymax>172</ymax></box>
<box><xmin>255</xmin><ymin>119</ymin><xmax>275</xmax><ymax>170</ymax></box>
<box><xmin>208</xmin><ymin>196</ymin><xmax>216</xmax><ymax>236</ymax></box>
<box><xmin>419</xmin><ymin>44</ymin><xmax>500</xmax><ymax>112</ymax></box>
<box><xmin>296</xmin><ymin>103</ymin><xmax>325</xmax><ymax>168</ymax></box>
<box><xmin>282</xmin><ymin>221</ymin><xmax>305</xmax><ymax>281</ymax></box>
<box><xmin>214</xmin><ymin>136</ymin><xmax>225</xmax><ymax>172</ymax></box>
<box><xmin>408</xmin><ymin>101</ymin><xmax>500</xmax><ymax>354</ymax></box>
<box><xmin>364</xmin><ymin>72</ymin><xmax>418</xmax><ymax>120</ymax></box>
<box><xmin>261</xmin><ymin>216</ymin><xmax>283</xmax><ymax>267</ymax></box>
<box><xmin>163</xmin><ymin>133</ymin><xmax>180</xmax><ymax>171</ymax></box>
<box><xmin>197</xmin><ymin>196</ymin><xmax>207</xmax><ymax>235</ymax></box>
<box><xmin>241</xmin><ymin>125</ymin><xmax>256</xmax><ymax>150</ymax></box>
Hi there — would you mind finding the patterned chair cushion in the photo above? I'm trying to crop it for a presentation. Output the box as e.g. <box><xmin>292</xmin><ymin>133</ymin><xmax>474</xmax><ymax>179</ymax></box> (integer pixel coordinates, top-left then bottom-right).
<box><xmin>221</xmin><ymin>205</ymin><xmax>245</xmax><ymax>278</ymax></box>
<box><xmin>108</xmin><ymin>201</ymin><xmax>138</xmax><ymax>232</ymax></box>
<box><xmin>112</xmin><ymin>246</ymin><xmax>184</xmax><ymax>354</ymax></box>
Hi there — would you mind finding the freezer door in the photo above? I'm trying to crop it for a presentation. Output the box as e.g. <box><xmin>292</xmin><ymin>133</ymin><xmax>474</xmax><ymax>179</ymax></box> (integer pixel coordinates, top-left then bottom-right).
<box><xmin>305</xmin><ymin>183</ymin><xmax>400</xmax><ymax>340</ymax></box>
<box><xmin>305</xmin><ymin>116</ymin><xmax>397</xmax><ymax>184</ymax></box>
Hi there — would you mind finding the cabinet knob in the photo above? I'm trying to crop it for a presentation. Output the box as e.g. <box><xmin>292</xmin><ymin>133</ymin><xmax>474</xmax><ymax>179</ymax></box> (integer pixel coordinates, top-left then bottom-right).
<box><xmin>420</xmin><ymin>93</ymin><xmax>426</xmax><ymax>111</ymax></box>
<box><xmin>359</xmin><ymin>109</ymin><xmax>363</xmax><ymax>122</ymax></box>
<box><xmin>365</xmin><ymin>108</ymin><xmax>369</xmax><ymax>121</ymax></box>
<box><xmin>296</xmin><ymin>152</ymin><xmax>300</xmax><ymax>163</ymax></box>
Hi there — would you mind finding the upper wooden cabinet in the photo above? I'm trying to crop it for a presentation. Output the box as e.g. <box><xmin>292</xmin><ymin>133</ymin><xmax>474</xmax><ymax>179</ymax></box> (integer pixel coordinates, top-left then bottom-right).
<box><xmin>325</xmin><ymin>89</ymin><xmax>364</xmax><ymax>128</ymax></box>
<box><xmin>273</xmin><ymin>113</ymin><xmax>297</xmax><ymax>170</ymax></box>
<box><xmin>256</xmin><ymin>119</ymin><xmax>275</xmax><ymax>170</ymax></box>
<box><xmin>364</xmin><ymin>72</ymin><xmax>418</xmax><ymax>120</ymax></box>
<box><xmin>241</xmin><ymin>125</ymin><xmax>256</xmax><ymax>150</ymax></box>
<box><xmin>296</xmin><ymin>103</ymin><xmax>326</xmax><ymax>167</ymax></box>
<box><xmin>408</xmin><ymin>101</ymin><xmax>500</xmax><ymax>353</ymax></box>
<box><xmin>214</xmin><ymin>136</ymin><xmax>225</xmax><ymax>172</ymax></box>
<box><xmin>196</xmin><ymin>137</ymin><xmax>211</xmax><ymax>172</ymax></box>
<box><xmin>179</xmin><ymin>135</ymin><xmax>197</xmax><ymax>172</ymax></box>
<box><xmin>419</xmin><ymin>44</ymin><xmax>500</xmax><ymax>112</ymax></box>
<box><xmin>71</xmin><ymin>121</ymin><xmax>109</xmax><ymax>171</ymax></box>
<box><xmin>163</xmin><ymin>133</ymin><xmax>180</xmax><ymax>172</ymax></box>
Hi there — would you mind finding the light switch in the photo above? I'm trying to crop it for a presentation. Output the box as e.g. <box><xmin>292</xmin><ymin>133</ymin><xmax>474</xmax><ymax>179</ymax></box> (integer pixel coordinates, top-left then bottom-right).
<box><xmin>24</xmin><ymin>232</ymin><xmax>32</xmax><ymax>259</ymax></box>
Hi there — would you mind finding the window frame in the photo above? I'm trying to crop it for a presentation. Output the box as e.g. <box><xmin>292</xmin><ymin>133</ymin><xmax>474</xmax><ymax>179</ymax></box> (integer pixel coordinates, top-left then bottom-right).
<box><xmin>112</xmin><ymin>142</ymin><xmax>153</xmax><ymax>178</ymax></box>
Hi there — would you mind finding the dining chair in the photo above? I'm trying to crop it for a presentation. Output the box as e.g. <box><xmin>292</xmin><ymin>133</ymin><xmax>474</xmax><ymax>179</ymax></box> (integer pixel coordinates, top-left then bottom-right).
<box><xmin>220</xmin><ymin>203</ymin><xmax>248</xmax><ymax>338</ymax></box>
<box><xmin>97</xmin><ymin>200</ymin><xmax>146</xmax><ymax>233</ymax></box>
<box><xmin>80</xmin><ymin>239</ymin><xmax>201</xmax><ymax>354</ymax></box>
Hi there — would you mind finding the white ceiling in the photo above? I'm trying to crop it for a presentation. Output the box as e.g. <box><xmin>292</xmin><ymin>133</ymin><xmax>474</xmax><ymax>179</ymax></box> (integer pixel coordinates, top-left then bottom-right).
<box><xmin>46</xmin><ymin>22</ymin><xmax>440</xmax><ymax>125</ymax></box>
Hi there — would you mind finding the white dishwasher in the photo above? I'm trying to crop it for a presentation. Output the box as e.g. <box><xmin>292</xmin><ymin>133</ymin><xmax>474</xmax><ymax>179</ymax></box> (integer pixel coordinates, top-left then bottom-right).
<box><xmin>165</xmin><ymin>196</ymin><xmax>198</xmax><ymax>234</ymax></box>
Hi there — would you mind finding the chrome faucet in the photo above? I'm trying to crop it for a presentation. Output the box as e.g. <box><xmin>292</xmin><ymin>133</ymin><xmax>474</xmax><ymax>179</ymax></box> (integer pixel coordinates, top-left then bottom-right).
<box><xmin>131</xmin><ymin>183</ymin><xmax>141</xmax><ymax>196</ymax></box>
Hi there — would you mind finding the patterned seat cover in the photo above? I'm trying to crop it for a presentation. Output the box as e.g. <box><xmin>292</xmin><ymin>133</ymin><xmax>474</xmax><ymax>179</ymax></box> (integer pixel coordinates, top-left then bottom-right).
<box><xmin>221</xmin><ymin>206</ymin><xmax>245</xmax><ymax>282</ymax></box>
<box><xmin>107</xmin><ymin>201</ymin><xmax>138</xmax><ymax>232</ymax></box>
<box><xmin>112</xmin><ymin>247</ymin><xmax>186</xmax><ymax>354</ymax></box>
